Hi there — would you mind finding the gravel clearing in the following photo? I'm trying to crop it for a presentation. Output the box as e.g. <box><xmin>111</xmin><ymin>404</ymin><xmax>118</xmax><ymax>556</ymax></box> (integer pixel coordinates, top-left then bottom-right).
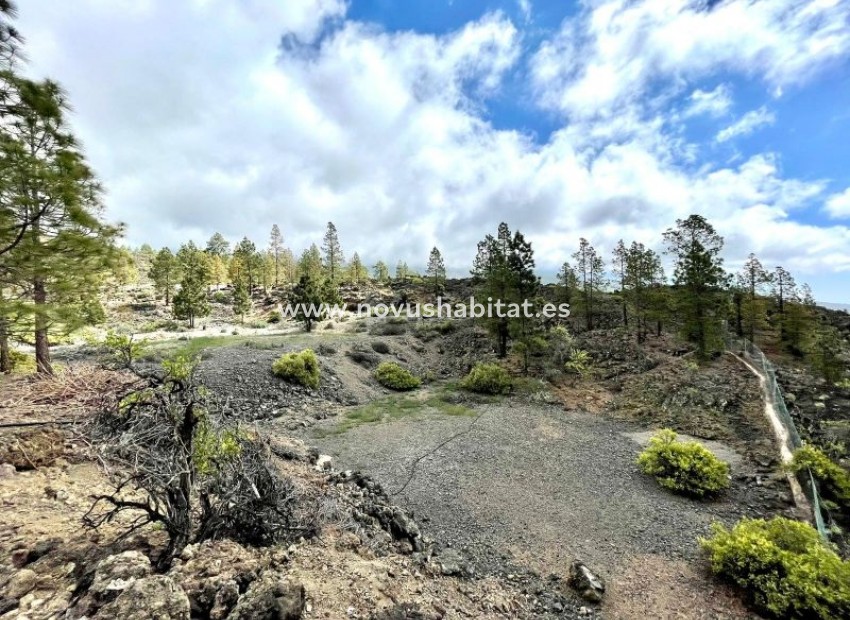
<box><xmin>305</xmin><ymin>399</ymin><xmax>785</xmax><ymax>617</ymax></box>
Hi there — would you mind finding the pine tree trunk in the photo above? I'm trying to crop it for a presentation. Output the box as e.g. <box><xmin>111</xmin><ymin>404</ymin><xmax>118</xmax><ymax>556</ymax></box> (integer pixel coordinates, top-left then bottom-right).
<box><xmin>33</xmin><ymin>278</ymin><xmax>53</xmax><ymax>375</ymax></box>
<box><xmin>0</xmin><ymin>317</ymin><xmax>10</xmax><ymax>373</ymax></box>
<box><xmin>734</xmin><ymin>294</ymin><xmax>743</xmax><ymax>338</ymax></box>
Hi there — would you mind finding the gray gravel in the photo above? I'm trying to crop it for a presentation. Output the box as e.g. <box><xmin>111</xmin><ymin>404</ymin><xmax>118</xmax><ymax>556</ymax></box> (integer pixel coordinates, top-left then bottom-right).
<box><xmin>307</xmin><ymin>401</ymin><xmax>790</xmax><ymax>580</ymax></box>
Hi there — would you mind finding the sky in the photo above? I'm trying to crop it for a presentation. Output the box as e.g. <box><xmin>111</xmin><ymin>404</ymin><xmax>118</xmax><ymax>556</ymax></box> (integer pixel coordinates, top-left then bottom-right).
<box><xmin>14</xmin><ymin>0</ymin><xmax>850</xmax><ymax>303</ymax></box>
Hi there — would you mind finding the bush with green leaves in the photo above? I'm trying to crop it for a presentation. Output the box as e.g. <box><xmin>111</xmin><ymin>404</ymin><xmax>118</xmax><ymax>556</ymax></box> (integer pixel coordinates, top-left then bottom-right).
<box><xmin>637</xmin><ymin>429</ymin><xmax>730</xmax><ymax>498</ymax></box>
<box><xmin>7</xmin><ymin>350</ymin><xmax>36</xmax><ymax>374</ymax></box>
<box><xmin>461</xmin><ymin>363</ymin><xmax>512</xmax><ymax>395</ymax></box>
<box><xmin>788</xmin><ymin>445</ymin><xmax>850</xmax><ymax>511</ymax></box>
<box><xmin>701</xmin><ymin>516</ymin><xmax>850</xmax><ymax>619</ymax></box>
<box><xmin>267</xmin><ymin>310</ymin><xmax>282</xmax><ymax>324</ymax></box>
<box><xmin>564</xmin><ymin>348</ymin><xmax>592</xmax><ymax>378</ymax></box>
<box><xmin>374</xmin><ymin>362</ymin><xmax>421</xmax><ymax>391</ymax></box>
<box><xmin>272</xmin><ymin>349</ymin><xmax>320</xmax><ymax>389</ymax></box>
<box><xmin>103</xmin><ymin>331</ymin><xmax>148</xmax><ymax>368</ymax></box>
<box><xmin>89</xmin><ymin>356</ymin><xmax>314</xmax><ymax>565</ymax></box>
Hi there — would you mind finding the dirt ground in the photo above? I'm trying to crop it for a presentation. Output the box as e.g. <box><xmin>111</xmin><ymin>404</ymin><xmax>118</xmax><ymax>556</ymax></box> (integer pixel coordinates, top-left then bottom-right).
<box><xmin>1</xmin><ymin>316</ymin><xmax>793</xmax><ymax>619</ymax></box>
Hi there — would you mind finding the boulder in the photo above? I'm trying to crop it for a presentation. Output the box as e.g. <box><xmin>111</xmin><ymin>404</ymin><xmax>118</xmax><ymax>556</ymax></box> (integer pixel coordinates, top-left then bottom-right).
<box><xmin>568</xmin><ymin>561</ymin><xmax>605</xmax><ymax>603</ymax></box>
<box><xmin>90</xmin><ymin>550</ymin><xmax>152</xmax><ymax>601</ymax></box>
<box><xmin>435</xmin><ymin>549</ymin><xmax>465</xmax><ymax>577</ymax></box>
<box><xmin>95</xmin><ymin>575</ymin><xmax>190</xmax><ymax>620</ymax></box>
<box><xmin>5</xmin><ymin>568</ymin><xmax>37</xmax><ymax>599</ymax></box>
<box><xmin>225</xmin><ymin>573</ymin><xmax>305</xmax><ymax>620</ymax></box>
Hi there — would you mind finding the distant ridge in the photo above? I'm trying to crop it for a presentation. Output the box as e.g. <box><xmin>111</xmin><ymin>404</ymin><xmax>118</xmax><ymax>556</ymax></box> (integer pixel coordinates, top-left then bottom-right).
<box><xmin>822</xmin><ymin>302</ymin><xmax>850</xmax><ymax>312</ymax></box>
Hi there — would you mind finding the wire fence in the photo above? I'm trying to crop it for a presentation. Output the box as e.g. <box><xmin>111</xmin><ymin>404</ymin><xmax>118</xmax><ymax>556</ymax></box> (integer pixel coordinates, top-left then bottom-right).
<box><xmin>727</xmin><ymin>336</ymin><xmax>829</xmax><ymax>540</ymax></box>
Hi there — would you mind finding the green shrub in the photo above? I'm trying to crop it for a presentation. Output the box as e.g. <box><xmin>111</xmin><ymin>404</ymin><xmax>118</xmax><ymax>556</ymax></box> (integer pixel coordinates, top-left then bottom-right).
<box><xmin>637</xmin><ymin>429</ymin><xmax>730</xmax><ymax>498</ymax></box>
<box><xmin>701</xmin><ymin>517</ymin><xmax>850</xmax><ymax>619</ymax></box>
<box><xmin>374</xmin><ymin>362</ymin><xmax>421</xmax><ymax>391</ymax></box>
<box><xmin>267</xmin><ymin>310</ymin><xmax>282</xmax><ymax>324</ymax></box>
<box><xmin>8</xmin><ymin>350</ymin><xmax>36</xmax><ymax>374</ymax></box>
<box><xmin>272</xmin><ymin>349</ymin><xmax>320</xmax><ymax>389</ymax></box>
<box><xmin>103</xmin><ymin>331</ymin><xmax>148</xmax><ymax>368</ymax></box>
<box><xmin>246</xmin><ymin>319</ymin><xmax>267</xmax><ymax>329</ymax></box>
<box><xmin>788</xmin><ymin>445</ymin><xmax>850</xmax><ymax>509</ymax></box>
<box><xmin>564</xmin><ymin>348</ymin><xmax>592</xmax><ymax>378</ymax></box>
<box><xmin>836</xmin><ymin>378</ymin><xmax>850</xmax><ymax>390</ymax></box>
<box><xmin>460</xmin><ymin>363</ymin><xmax>512</xmax><ymax>395</ymax></box>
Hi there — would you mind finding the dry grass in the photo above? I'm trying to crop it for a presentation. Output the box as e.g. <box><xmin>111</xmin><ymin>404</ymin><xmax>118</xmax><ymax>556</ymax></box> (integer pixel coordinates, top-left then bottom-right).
<box><xmin>0</xmin><ymin>363</ymin><xmax>140</xmax><ymax>425</ymax></box>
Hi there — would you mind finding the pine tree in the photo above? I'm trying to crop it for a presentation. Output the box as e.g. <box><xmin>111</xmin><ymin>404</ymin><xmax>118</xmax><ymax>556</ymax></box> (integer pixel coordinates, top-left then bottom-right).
<box><xmin>373</xmin><ymin>260</ymin><xmax>389</xmax><ymax>282</ymax></box>
<box><xmin>322</xmin><ymin>222</ymin><xmax>344</xmax><ymax>283</ymax></box>
<box><xmin>612</xmin><ymin>240</ymin><xmax>629</xmax><ymax>326</ymax></box>
<box><xmin>623</xmin><ymin>241</ymin><xmax>664</xmax><ymax>343</ymax></box>
<box><xmin>736</xmin><ymin>253</ymin><xmax>772</xmax><ymax>343</ymax></box>
<box><xmin>772</xmin><ymin>266</ymin><xmax>797</xmax><ymax>345</ymax></box>
<box><xmin>232</xmin><ymin>237</ymin><xmax>259</xmax><ymax>291</ymax></box>
<box><xmin>556</xmin><ymin>261</ymin><xmax>578</xmax><ymax>308</ymax></box>
<box><xmin>395</xmin><ymin>261</ymin><xmax>409</xmax><ymax>281</ymax></box>
<box><xmin>298</xmin><ymin>244</ymin><xmax>323</xmax><ymax>281</ymax></box>
<box><xmin>172</xmin><ymin>242</ymin><xmax>211</xmax><ymax>328</ymax></box>
<box><xmin>572</xmin><ymin>238</ymin><xmax>606</xmax><ymax>331</ymax></box>
<box><xmin>348</xmin><ymin>252</ymin><xmax>367</xmax><ymax>284</ymax></box>
<box><xmin>208</xmin><ymin>254</ymin><xmax>228</xmax><ymax>289</ymax></box>
<box><xmin>291</xmin><ymin>273</ymin><xmax>323</xmax><ymax>332</ymax></box>
<box><xmin>269</xmin><ymin>224</ymin><xmax>283</xmax><ymax>287</ymax></box>
<box><xmin>231</xmin><ymin>276</ymin><xmax>251</xmax><ymax>322</ymax></box>
<box><xmin>663</xmin><ymin>215</ymin><xmax>728</xmax><ymax>359</ymax></box>
<box><xmin>280</xmin><ymin>248</ymin><xmax>296</xmax><ymax>284</ymax></box>
<box><xmin>426</xmin><ymin>247</ymin><xmax>446</xmax><ymax>295</ymax></box>
<box><xmin>205</xmin><ymin>232</ymin><xmax>229</xmax><ymax>257</ymax></box>
<box><xmin>149</xmin><ymin>248</ymin><xmax>180</xmax><ymax>305</ymax></box>
<box><xmin>784</xmin><ymin>284</ymin><xmax>816</xmax><ymax>357</ymax></box>
<box><xmin>0</xmin><ymin>79</ymin><xmax>120</xmax><ymax>373</ymax></box>
<box><xmin>471</xmin><ymin>222</ymin><xmax>539</xmax><ymax>358</ymax></box>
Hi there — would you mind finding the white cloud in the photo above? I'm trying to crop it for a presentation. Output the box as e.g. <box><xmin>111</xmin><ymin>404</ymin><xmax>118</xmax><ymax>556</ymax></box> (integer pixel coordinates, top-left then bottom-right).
<box><xmin>12</xmin><ymin>0</ymin><xmax>850</xmax><ymax>302</ymax></box>
<box><xmin>684</xmin><ymin>84</ymin><xmax>732</xmax><ymax>118</ymax></box>
<box><xmin>715</xmin><ymin>106</ymin><xmax>776</xmax><ymax>142</ymax></box>
<box><xmin>517</xmin><ymin>0</ymin><xmax>532</xmax><ymax>23</ymax></box>
<box><xmin>825</xmin><ymin>188</ymin><xmax>850</xmax><ymax>219</ymax></box>
<box><xmin>531</xmin><ymin>0</ymin><xmax>850</xmax><ymax>119</ymax></box>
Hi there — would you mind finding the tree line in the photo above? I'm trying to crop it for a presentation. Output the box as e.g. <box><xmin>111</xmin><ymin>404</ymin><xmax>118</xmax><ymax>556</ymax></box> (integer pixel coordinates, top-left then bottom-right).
<box><xmin>472</xmin><ymin>215</ymin><xmax>843</xmax><ymax>383</ymax></box>
<box><xmin>134</xmin><ymin>222</ymin><xmax>448</xmax><ymax>330</ymax></box>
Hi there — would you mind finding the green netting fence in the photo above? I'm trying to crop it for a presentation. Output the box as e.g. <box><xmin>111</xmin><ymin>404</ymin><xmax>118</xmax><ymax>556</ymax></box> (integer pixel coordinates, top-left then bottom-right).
<box><xmin>727</xmin><ymin>336</ymin><xmax>829</xmax><ymax>540</ymax></box>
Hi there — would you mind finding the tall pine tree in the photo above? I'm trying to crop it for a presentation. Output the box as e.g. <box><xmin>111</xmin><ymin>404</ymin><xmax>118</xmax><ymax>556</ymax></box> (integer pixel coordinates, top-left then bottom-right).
<box><xmin>663</xmin><ymin>215</ymin><xmax>727</xmax><ymax>359</ymax></box>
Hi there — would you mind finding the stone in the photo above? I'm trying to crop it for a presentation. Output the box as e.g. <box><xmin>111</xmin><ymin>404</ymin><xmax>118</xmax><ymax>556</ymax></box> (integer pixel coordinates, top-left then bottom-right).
<box><xmin>6</xmin><ymin>569</ymin><xmax>37</xmax><ymax>599</ymax></box>
<box><xmin>568</xmin><ymin>561</ymin><xmax>605</xmax><ymax>603</ymax></box>
<box><xmin>435</xmin><ymin>549</ymin><xmax>465</xmax><ymax>577</ymax></box>
<box><xmin>10</xmin><ymin>538</ymin><xmax>60</xmax><ymax>569</ymax></box>
<box><xmin>94</xmin><ymin>575</ymin><xmax>190</xmax><ymax>620</ymax></box>
<box><xmin>0</xmin><ymin>463</ymin><xmax>16</xmax><ymax>478</ymax></box>
<box><xmin>225</xmin><ymin>573</ymin><xmax>305</xmax><ymax>620</ymax></box>
<box><xmin>210</xmin><ymin>579</ymin><xmax>240</xmax><ymax>620</ymax></box>
<box><xmin>90</xmin><ymin>550</ymin><xmax>152</xmax><ymax>601</ymax></box>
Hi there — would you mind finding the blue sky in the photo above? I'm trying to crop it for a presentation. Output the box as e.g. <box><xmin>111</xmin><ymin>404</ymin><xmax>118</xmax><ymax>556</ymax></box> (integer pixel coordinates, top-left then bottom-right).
<box><xmin>16</xmin><ymin>0</ymin><xmax>850</xmax><ymax>302</ymax></box>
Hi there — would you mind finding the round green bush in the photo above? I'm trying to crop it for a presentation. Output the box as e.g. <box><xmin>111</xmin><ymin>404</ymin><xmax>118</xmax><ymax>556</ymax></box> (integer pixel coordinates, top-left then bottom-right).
<box><xmin>460</xmin><ymin>363</ymin><xmax>512</xmax><ymax>395</ymax></box>
<box><xmin>788</xmin><ymin>444</ymin><xmax>850</xmax><ymax>511</ymax></box>
<box><xmin>374</xmin><ymin>362</ymin><xmax>420</xmax><ymax>391</ymax></box>
<box><xmin>272</xmin><ymin>349</ymin><xmax>320</xmax><ymax>389</ymax></box>
<box><xmin>637</xmin><ymin>429</ymin><xmax>730</xmax><ymax>498</ymax></box>
<box><xmin>701</xmin><ymin>517</ymin><xmax>850</xmax><ymax>619</ymax></box>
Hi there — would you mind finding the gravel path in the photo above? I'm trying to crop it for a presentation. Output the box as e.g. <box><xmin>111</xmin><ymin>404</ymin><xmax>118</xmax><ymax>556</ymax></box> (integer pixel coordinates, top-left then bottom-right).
<box><xmin>306</xmin><ymin>400</ymin><xmax>780</xmax><ymax>616</ymax></box>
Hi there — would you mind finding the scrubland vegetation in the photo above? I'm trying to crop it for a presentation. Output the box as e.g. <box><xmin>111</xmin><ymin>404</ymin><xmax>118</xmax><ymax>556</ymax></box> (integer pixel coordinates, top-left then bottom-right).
<box><xmin>1</xmin><ymin>3</ymin><xmax>849</xmax><ymax>619</ymax></box>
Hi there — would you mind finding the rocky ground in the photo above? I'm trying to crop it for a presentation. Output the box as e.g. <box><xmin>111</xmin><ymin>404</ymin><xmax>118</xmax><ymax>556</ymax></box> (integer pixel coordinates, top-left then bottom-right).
<box><xmin>184</xmin><ymin>319</ymin><xmax>794</xmax><ymax>618</ymax></box>
<box><xmin>0</xmin><ymin>404</ymin><xmax>582</xmax><ymax>619</ymax></box>
<box><xmin>1</xmin><ymin>301</ymin><xmax>811</xmax><ymax>619</ymax></box>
